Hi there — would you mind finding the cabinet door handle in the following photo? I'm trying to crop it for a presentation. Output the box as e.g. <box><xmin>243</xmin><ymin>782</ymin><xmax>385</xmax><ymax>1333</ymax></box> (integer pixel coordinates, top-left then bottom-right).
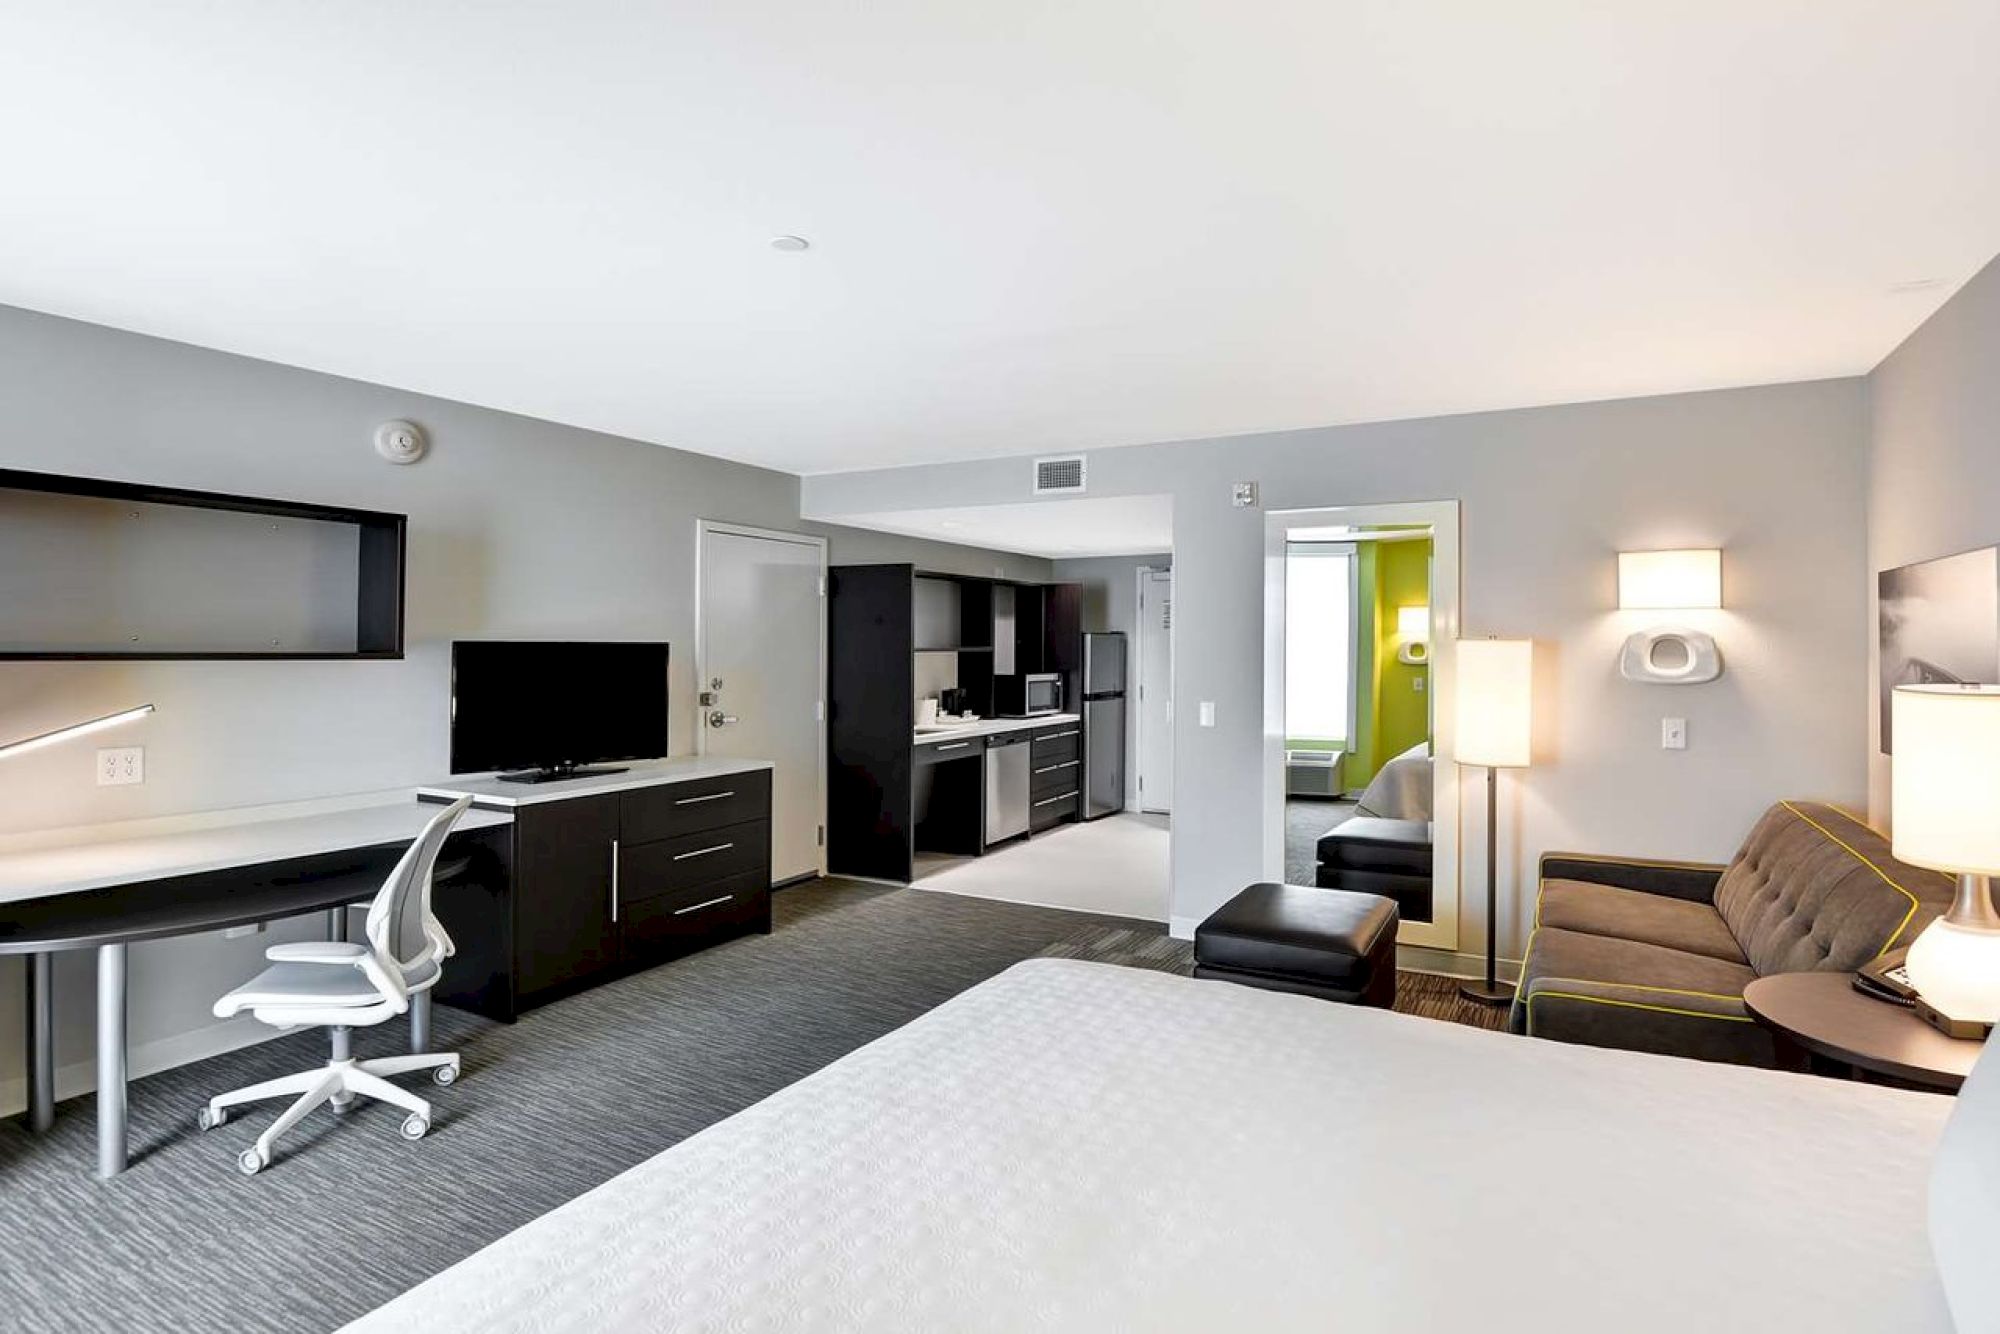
<box><xmin>610</xmin><ymin>838</ymin><xmax>620</xmax><ymax>923</ymax></box>
<box><xmin>673</xmin><ymin>893</ymin><xmax>735</xmax><ymax>917</ymax></box>
<box><xmin>673</xmin><ymin>841</ymin><xmax>735</xmax><ymax>862</ymax></box>
<box><xmin>675</xmin><ymin>790</ymin><xmax>735</xmax><ymax>806</ymax></box>
<box><xmin>1033</xmin><ymin>761</ymin><xmax>1080</xmax><ymax>775</ymax></box>
<box><xmin>1041</xmin><ymin>729</ymin><xmax>1079</xmax><ymax>740</ymax></box>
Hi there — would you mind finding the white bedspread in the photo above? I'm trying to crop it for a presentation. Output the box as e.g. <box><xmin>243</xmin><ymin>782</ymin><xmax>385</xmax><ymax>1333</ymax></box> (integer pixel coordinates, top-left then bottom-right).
<box><xmin>348</xmin><ymin>960</ymin><xmax>1953</xmax><ymax>1333</ymax></box>
<box><xmin>1356</xmin><ymin>742</ymin><xmax>1432</xmax><ymax>820</ymax></box>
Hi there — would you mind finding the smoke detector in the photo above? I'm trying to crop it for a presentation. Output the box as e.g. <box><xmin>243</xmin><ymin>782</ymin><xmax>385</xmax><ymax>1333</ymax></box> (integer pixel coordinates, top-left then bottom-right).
<box><xmin>373</xmin><ymin>420</ymin><xmax>429</xmax><ymax>465</ymax></box>
<box><xmin>1033</xmin><ymin>455</ymin><xmax>1086</xmax><ymax>495</ymax></box>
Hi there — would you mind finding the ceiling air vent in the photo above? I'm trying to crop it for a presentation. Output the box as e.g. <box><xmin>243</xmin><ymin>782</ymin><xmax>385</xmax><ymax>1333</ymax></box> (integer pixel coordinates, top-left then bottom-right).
<box><xmin>1033</xmin><ymin>455</ymin><xmax>1086</xmax><ymax>496</ymax></box>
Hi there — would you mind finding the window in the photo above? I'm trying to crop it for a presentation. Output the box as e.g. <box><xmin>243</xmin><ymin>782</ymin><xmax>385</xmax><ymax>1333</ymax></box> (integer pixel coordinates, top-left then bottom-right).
<box><xmin>1286</xmin><ymin>544</ymin><xmax>1355</xmax><ymax>743</ymax></box>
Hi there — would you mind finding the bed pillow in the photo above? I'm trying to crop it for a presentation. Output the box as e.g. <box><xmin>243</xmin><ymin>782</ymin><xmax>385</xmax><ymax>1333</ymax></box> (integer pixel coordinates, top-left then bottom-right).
<box><xmin>1931</xmin><ymin>1036</ymin><xmax>2000</xmax><ymax>1329</ymax></box>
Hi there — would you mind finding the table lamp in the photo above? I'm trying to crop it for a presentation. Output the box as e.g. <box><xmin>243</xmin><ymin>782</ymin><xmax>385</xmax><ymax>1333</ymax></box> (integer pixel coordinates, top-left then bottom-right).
<box><xmin>1455</xmin><ymin>638</ymin><xmax>1533</xmax><ymax>1005</ymax></box>
<box><xmin>1891</xmin><ymin>684</ymin><xmax>2000</xmax><ymax>1038</ymax></box>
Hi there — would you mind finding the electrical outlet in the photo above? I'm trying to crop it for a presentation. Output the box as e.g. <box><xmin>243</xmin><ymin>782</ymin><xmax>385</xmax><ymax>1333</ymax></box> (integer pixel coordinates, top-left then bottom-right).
<box><xmin>223</xmin><ymin>923</ymin><xmax>263</xmax><ymax>940</ymax></box>
<box><xmin>1198</xmin><ymin>701</ymin><xmax>1216</xmax><ymax>727</ymax></box>
<box><xmin>97</xmin><ymin>746</ymin><xmax>144</xmax><ymax>786</ymax></box>
<box><xmin>1661</xmin><ymin>718</ymin><xmax>1687</xmax><ymax>751</ymax></box>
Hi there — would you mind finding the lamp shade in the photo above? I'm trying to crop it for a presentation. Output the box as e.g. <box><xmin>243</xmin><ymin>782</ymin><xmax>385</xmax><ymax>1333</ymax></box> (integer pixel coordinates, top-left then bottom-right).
<box><xmin>1455</xmin><ymin>638</ymin><xmax>1533</xmax><ymax>768</ymax></box>
<box><xmin>1396</xmin><ymin>606</ymin><xmax>1430</xmax><ymax>641</ymax></box>
<box><xmin>1892</xmin><ymin>685</ymin><xmax>2000</xmax><ymax>876</ymax></box>
<box><xmin>1618</xmin><ymin>549</ymin><xmax>1722</xmax><ymax>610</ymax></box>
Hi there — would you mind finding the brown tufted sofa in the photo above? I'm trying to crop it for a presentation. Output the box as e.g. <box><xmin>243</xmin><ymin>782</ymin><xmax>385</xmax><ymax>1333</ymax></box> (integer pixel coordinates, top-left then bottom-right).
<box><xmin>1509</xmin><ymin>801</ymin><xmax>1956</xmax><ymax>1067</ymax></box>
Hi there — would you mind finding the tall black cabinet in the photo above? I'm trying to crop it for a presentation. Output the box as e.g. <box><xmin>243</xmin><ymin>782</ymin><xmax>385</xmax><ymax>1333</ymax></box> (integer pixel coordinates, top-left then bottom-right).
<box><xmin>828</xmin><ymin>564</ymin><xmax>1082</xmax><ymax>884</ymax></box>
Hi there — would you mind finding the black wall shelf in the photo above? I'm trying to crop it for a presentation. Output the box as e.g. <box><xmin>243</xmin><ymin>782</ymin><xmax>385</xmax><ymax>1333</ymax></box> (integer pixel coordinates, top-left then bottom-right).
<box><xmin>0</xmin><ymin>468</ymin><xmax>407</xmax><ymax>661</ymax></box>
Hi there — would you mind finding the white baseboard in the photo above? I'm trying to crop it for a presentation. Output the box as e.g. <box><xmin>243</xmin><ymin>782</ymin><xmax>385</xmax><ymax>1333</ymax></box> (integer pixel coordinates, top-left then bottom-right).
<box><xmin>1168</xmin><ymin>915</ymin><xmax>1200</xmax><ymax>941</ymax></box>
<box><xmin>1395</xmin><ymin>943</ymin><xmax>1522</xmax><ymax>983</ymax></box>
<box><xmin>0</xmin><ymin>1017</ymin><xmax>289</xmax><ymax>1121</ymax></box>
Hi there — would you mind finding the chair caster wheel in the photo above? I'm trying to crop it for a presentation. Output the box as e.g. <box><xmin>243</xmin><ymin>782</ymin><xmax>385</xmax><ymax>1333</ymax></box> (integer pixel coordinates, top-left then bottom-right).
<box><xmin>432</xmin><ymin>1064</ymin><xmax>458</xmax><ymax>1087</ymax></box>
<box><xmin>237</xmin><ymin>1148</ymin><xmax>266</xmax><ymax>1176</ymax></box>
<box><xmin>198</xmin><ymin>1106</ymin><xmax>225</xmax><ymax>1131</ymax></box>
<box><xmin>401</xmin><ymin>1114</ymin><xmax>430</xmax><ymax>1141</ymax></box>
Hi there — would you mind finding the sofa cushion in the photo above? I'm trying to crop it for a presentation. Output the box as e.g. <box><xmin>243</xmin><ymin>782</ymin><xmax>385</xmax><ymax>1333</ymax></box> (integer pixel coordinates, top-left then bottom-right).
<box><xmin>1512</xmin><ymin>926</ymin><xmax>1776</xmax><ymax>1067</ymax></box>
<box><xmin>1713</xmin><ymin>802</ymin><xmax>1954</xmax><ymax>975</ymax></box>
<box><xmin>1195</xmin><ymin>882</ymin><xmax>1397</xmax><ymax>987</ymax></box>
<box><xmin>1536</xmin><ymin>878</ymin><xmax>1746</xmax><ymax>963</ymax></box>
<box><xmin>1315</xmin><ymin>817</ymin><xmax>1432</xmax><ymax>873</ymax></box>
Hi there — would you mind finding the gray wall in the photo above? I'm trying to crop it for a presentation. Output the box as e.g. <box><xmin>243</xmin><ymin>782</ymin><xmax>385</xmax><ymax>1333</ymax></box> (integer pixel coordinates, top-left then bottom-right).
<box><xmin>0</xmin><ymin>303</ymin><xmax>1046</xmax><ymax>1114</ymax></box>
<box><xmin>1050</xmin><ymin>554</ymin><xmax>1172</xmax><ymax>808</ymax></box>
<box><xmin>807</xmin><ymin>380</ymin><xmax>1872</xmax><ymax>943</ymax></box>
<box><xmin>1865</xmin><ymin>255</ymin><xmax>2000</xmax><ymax>822</ymax></box>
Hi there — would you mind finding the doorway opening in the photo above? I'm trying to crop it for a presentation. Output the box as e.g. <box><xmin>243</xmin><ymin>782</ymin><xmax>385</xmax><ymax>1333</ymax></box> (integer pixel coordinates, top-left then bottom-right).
<box><xmin>1264</xmin><ymin>502</ymin><xmax>1461</xmax><ymax>955</ymax></box>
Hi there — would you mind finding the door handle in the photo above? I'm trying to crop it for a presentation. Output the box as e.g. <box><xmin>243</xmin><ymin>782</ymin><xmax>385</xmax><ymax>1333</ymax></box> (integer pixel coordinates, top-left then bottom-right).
<box><xmin>707</xmin><ymin>710</ymin><xmax>739</xmax><ymax>728</ymax></box>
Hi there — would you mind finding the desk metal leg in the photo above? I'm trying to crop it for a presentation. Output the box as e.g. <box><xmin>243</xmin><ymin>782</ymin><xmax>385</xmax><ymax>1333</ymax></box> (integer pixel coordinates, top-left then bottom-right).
<box><xmin>96</xmin><ymin>943</ymin><xmax>128</xmax><ymax>1179</ymax></box>
<box><xmin>410</xmin><ymin>992</ymin><xmax>431</xmax><ymax>1055</ymax></box>
<box><xmin>26</xmin><ymin>952</ymin><xmax>54</xmax><ymax>1133</ymax></box>
<box><xmin>325</xmin><ymin>906</ymin><xmax>346</xmax><ymax>942</ymax></box>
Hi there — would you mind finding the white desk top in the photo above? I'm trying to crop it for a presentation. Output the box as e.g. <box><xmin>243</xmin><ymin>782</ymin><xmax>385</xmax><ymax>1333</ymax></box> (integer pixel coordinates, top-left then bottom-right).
<box><xmin>0</xmin><ymin>793</ymin><xmax>513</xmax><ymax>906</ymax></box>
<box><xmin>912</xmin><ymin>714</ymin><xmax>1081</xmax><ymax>744</ymax></box>
<box><xmin>417</xmin><ymin>755</ymin><xmax>774</xmax><ymax>808</ymax></box>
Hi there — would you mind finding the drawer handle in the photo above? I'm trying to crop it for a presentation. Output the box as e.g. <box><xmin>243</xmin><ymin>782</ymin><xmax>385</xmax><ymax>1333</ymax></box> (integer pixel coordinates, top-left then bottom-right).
<box><xmin>932</xmin><ymin>742</ymin><xmax>972</xmax><ymax>752</ymax></box>
<box><xmin>610</xmin><ymin>839</ymin><xmax>620</xmax><ymax>923</ymax></box>
<box><xmin>1039</xmin><ymin>729</ymin><xmax>1079</xmax><ymax>741</ymax></box>
<box><xmin>675</xmin><ymin>790</ymin><xmax>736</xmax><ymax>806</ymax></box>
<box><xmin>673</xmin><ymin>841</ymin><xmax>735</xmax><ymax>861</ymax></box>
<box><xmin>673</xmin><ymin>893</ymin><xmax>735</xmax><ymax>917</ymax></box>
<box><xmin>1033</xmin><ymin>792</ymin><xmax>1078</xmax><ymax>807</ymax></box>
<box><xmin>1033</xmin><ymin>761</ymin><xmax>1080</xmax><ymax>775</ymax></box>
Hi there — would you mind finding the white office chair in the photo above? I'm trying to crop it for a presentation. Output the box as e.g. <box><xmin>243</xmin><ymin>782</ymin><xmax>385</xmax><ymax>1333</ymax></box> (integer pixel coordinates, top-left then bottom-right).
<box><xmin>199</xmin><ymin>796</ymin><xmax>472</xmax><ymax>1175</ymax></box>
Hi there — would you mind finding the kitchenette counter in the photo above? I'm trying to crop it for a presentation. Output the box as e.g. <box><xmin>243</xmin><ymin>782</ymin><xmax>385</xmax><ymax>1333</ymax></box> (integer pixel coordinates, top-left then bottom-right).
<box><xmin>911</xmin><ymin>713</ymin><xmax>1081</xmax><ymax>745</ymax></box>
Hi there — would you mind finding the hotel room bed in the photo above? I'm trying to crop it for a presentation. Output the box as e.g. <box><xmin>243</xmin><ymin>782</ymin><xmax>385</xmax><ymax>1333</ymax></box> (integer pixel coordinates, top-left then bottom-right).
<box><xmin>346</xmin><ymin>959</ymin><xmax>1956</xmax><ymax>1333</ymax></box>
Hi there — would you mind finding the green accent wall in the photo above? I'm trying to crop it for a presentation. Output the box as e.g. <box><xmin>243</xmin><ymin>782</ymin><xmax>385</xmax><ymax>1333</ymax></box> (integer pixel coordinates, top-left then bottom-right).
<box><xmin>1345</xmin><ymin>538</ymin><xmax>1432</xmax><ymax>789</ymax></box>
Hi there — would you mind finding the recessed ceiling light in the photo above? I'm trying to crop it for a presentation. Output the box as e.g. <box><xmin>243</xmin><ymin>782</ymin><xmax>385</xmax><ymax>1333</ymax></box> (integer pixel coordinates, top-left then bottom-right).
<box><xmin>769</xmin><ymin>235</ymin><xmax>810</xmax><ymax>252</ymax></box>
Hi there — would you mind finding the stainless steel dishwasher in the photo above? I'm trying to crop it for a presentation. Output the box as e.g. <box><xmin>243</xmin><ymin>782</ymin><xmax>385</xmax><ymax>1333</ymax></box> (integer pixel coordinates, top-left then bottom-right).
<box><xmin>984</xmin><ymin>732</ymin><xmax>1031</xmax><ymax>847</ymax></box>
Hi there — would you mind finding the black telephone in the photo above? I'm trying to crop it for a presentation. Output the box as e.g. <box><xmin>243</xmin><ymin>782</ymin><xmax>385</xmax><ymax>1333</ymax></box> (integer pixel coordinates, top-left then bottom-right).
<box><xmin>1854</xmin><ymin>947</ymin><xmax>1918</xmax><ymax>1006</ymax></box>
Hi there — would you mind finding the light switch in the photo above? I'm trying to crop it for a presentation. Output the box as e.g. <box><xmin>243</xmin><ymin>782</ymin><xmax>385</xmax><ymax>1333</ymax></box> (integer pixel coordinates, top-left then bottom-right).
<box><xmin>1661</xmin><ymin>718</ymin><xmax>1687</xmax><ymax>750</ymax></box>
<box><xmin>1413</xmin><ymin>678</ymin><xmax>1425</xmax><ymax>693</ymax></box>
<box><xmin>1198</xmin><ymin>701</ymin><xmax>1216</xmax><ymax>728</ymax></box>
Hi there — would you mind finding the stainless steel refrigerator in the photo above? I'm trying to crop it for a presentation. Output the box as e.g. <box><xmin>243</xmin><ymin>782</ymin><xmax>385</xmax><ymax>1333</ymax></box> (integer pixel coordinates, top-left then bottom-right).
<box><xmin>1081</xmin><ymin>632</ymin><xmax>1126</xmax><ymax>819</ymax></box>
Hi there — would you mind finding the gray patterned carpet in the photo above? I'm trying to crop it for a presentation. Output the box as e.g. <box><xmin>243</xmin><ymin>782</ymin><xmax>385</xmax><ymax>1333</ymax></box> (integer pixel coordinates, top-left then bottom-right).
<box><xmin>1285</xmin><ymin>796</ymin><xmax>1357</xmax><ymax>885</ymax></box>
<box><xmin>0</xmin><ymin>880</ymin><xmax>1152</xmax><ymax>1333</ymax></box>
<box><xmin>1035</xmin><ymin>925</ymin><xmax>1509</xmax><ymax>1031</ymax></box>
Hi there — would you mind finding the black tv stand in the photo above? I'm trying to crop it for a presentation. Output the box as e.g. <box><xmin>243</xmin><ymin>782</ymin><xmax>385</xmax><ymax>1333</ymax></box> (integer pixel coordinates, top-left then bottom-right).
<box><xmin>496</xmin><ymin>764</ymin><xmax>630</xmax><ymax>785</ymax></box>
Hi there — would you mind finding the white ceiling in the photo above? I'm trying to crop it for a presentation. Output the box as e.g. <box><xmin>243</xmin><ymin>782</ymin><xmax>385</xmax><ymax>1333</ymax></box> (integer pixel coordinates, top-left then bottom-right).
<box><xmin>837</xmin><ymin>496</ymin><xmax>1172</xmax><ymax>560</ymax></box>
<box><xmin>3</xmin><ymin>4</ymin><xmax>1997</xmax><ymax>476</ymax></box>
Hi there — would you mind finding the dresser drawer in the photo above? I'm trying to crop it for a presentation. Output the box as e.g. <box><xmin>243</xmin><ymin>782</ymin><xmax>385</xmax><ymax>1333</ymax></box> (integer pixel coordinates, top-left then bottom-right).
<box><xmin>1029</xmin><ymin>726</ymin><xmax>1081</xmax><ymax>765</ymax></box>
<box><xmin>1030</xmin><ymin>756</ymin><xmax>1082</xmax><ymax>798</ymax></box>
<box><xmin>915</xmin><ymin>735</ymin><xmax>983</xmax><ymax>766</ymax></box>
<box><xmin>617</xmin><ymin>819</ymin><xmax>769</xmax><ymax>904</ymax></box>
<box><xmin>620</xmin><ymin>769</ymin><xmax>770</xmax><ymax>843</ymax></box>
<box><xmin>1030</xmin><ymin>788</ymin><xmax>1080</xmax><ymax>831</ymax></box>
<box><xmin>620</xmin><ymin>870</ymin><xmax>769</xmax><ymax>956</ymax></box>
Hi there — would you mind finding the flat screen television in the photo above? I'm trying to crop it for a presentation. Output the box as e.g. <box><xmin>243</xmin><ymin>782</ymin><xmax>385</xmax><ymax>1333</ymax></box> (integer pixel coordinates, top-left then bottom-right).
<box><xmin>450</xmin><ymin>640</ymin><xmax>669</xmax><ymax>782</ymax></box>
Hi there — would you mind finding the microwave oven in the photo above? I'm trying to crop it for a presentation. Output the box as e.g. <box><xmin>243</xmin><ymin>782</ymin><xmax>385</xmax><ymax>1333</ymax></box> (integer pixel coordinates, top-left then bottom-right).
<box><xmin>995</xmin><ymin>673</ymin><xmax>1063</xmax><ymax>717</ymax></box>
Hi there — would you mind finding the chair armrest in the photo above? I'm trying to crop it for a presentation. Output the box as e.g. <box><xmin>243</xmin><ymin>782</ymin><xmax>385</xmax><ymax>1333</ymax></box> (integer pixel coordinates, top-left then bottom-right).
<box><xmin>265</xmin><ymin>941</ymin><xmax>369</xmax><ymax>964</ymax></box>
<box><xmin>1538</xmin><ymin>852</ymin><xmax>1726</xmax><ymax>904</ymax></box>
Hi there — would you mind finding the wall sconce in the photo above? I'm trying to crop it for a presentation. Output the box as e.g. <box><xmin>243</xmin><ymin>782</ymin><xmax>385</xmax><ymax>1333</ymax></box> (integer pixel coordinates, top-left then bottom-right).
<box><xmin>1617</xmin><ymin>549</ymin><xmax>1723</xmax><ymax>685</ymax></box>
<box><xmin>1395</xmin><ymin>606</ymin><xmax>1430</xmax><ymax>665</ymax></box>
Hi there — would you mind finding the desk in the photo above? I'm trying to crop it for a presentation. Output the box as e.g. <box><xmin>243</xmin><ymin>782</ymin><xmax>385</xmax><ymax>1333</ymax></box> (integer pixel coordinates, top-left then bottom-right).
<box><xmin>0</xmin><ymin>795</ymin><xmax>513</xmax><ymax>1177</ymax></box>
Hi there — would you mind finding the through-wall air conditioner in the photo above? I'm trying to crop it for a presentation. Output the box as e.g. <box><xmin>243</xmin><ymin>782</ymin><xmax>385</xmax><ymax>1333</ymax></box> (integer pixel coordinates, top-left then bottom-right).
<box><xmin>1285</xmin><ymin>749</ymin><xmax>1344</xmax><ymax>798</ymax></box>
<box><xmin>1033</xmin><ymin>455</ymin><xmax>1087</xmax><ymax>496</ymax></box>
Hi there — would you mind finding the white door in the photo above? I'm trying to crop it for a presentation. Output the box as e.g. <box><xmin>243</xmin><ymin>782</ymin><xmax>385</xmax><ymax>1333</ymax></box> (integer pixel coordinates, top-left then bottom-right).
<box><xmin>696</xmin><ymin>522</ymin><xmax>827</xmax><ymax>884</ymax></box>
<box><xmin>1137</xmin><ymin>566</ymin><xmax>1173</xmax><ymax>813</ymax></box>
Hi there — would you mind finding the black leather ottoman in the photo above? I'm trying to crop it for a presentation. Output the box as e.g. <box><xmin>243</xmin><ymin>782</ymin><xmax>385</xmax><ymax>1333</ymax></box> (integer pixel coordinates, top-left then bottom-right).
<box><xmin>1193</xmin><ymin>882</ymin><xmax>1398</xmax><ymax>1007</ymax></box>
<box><xmin>1315</xmin><ymin>817</ymin><xmax>1433</xmax><ymax>924</ymax></box>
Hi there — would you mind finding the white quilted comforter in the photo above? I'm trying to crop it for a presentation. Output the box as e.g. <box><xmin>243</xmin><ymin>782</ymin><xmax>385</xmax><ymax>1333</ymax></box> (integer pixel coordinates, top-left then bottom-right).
<box><xmin>348</xmin><ymin>960</ymin><xmax>1954</xmax><ymax>1333</ymax></box>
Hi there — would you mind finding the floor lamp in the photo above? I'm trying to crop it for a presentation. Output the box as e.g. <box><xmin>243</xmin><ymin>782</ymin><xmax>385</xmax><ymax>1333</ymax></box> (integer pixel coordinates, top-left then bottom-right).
<box><xmin>1455</xmin><ymin>639</ymin><xmax>1532</xmax><ymax>1005</ymax></box>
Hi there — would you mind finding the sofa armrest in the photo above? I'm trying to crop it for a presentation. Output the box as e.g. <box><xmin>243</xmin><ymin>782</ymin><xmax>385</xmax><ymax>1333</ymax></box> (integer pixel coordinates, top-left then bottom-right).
<box><xmin>1538</xmin><ymin>852</ymin><xmax>1726</xmax><ymax>904</ymax></box>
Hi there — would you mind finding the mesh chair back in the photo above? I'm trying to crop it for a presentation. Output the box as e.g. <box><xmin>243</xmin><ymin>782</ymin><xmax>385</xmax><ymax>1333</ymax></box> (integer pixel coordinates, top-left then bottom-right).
<box><xmin>366</xmin><ymin>796</ymin><xmax>471</xmax><ymax>980</ymax></box>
